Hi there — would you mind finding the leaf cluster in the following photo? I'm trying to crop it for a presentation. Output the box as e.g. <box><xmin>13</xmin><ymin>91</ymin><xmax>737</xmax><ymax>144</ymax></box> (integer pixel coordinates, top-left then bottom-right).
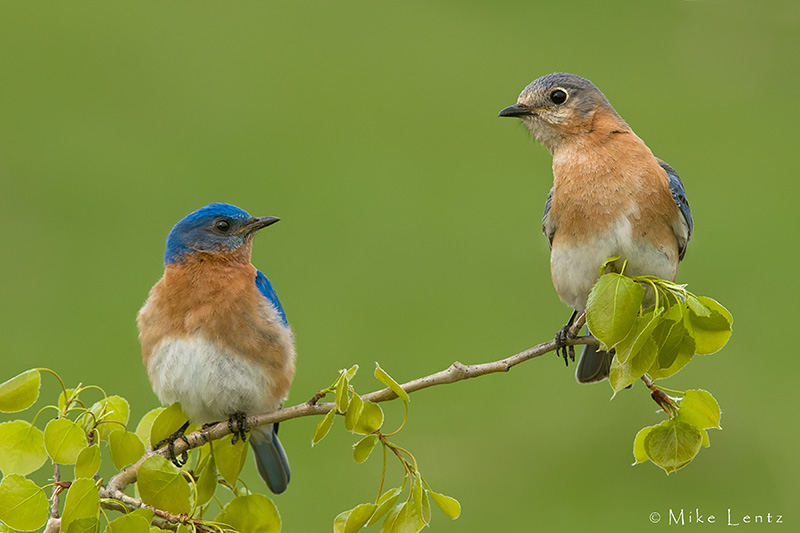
<box><xmin>585</xmin><ymin>262</ymin><xmax>732</xmax><ymax>473</ymax></box>
<box><xmin>0</xmin><ymin>369</ymin><xmax>282</xmax><ymax>533</ymax></box>
<box><xmin>313</xmin><ymin>364</ymin><xmax>460</xmax><ymax>533</ymax></box>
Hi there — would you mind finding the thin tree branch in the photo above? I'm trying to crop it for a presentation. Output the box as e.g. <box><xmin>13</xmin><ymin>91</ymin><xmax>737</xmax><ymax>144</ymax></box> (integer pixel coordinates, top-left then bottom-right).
<box><xmin>103</xmin><ymin>321</ymin><xmax>595</xmax><ymax>515</ymax></box>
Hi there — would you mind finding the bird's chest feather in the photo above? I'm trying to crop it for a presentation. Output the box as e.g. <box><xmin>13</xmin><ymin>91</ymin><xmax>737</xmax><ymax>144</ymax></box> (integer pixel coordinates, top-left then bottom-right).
<box><xmin>137</xmin><ymin>260</ymin><xmax>296</xmax><ymax>423</ymax></box>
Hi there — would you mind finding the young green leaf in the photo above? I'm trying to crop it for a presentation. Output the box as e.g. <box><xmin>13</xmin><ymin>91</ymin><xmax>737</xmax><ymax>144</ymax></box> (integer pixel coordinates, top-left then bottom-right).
<box><xmin>344</xmin><ymin>364</ymin><xmax>359</xmax><ymax>382</ymax></box>
<box><xmin>105</xmin><ymin>513</ymin><xmax>150</xmax><ymax>533</ymax></box>
<box><xmin>137</xmin><ymin>455</ymin><xmax>192</xmax><ymax>515</ymax></box>
<box><xmin>149</xmin><ymin>403</ymin><xmax>189</xmax><ymax>447</ymax></box>
<box><xmin>345</xmin><ymin>393</ymin><xmax>364</xmax><ymax>432</ymax></box>
<box><xmin>366</xmin><ymin>488</ymin><xmax>403</xmax><ymax>527</ymax></box>
<box><xmin>60</xmin><ymin>478</ymin><xmax>100</xmax><ymax>533</ymax></box>
<box><xmin>374</xmin><ymin>364</ymin><xmax>409</xmax><ymax>402</ymax></box>
<box><xmin>195</xmin><ymin>449</ymin><xmax>218</xmax><ymax>508</ymax></box>
<box><xmin>648</xmin><ymin>335</ymin><xmax>695</xmax><ymax>380</ymax></box>
<box><xmin>65</xmin><ymin>517</ymin><xmax>100</xmax><ymax>533</ymax></box>
<box><xmin>0</xmin><ymin>474</ymin><xmax>49</xmax><ymax>531</ymax></box>
<box><xmin>428</xmin><ymin>491</ymin><xmax>461</xmax><ymax>519</ymax></box>
<box><xmin>336</xmin><ymin>375</ymin><xmax>350</xmax><ymax>413</ymax></box>
<box><xmin>342</xmin><ymin>503</ymin><xmax>378</xmax><ymax>533</ymax></box>
<box><xmin>614</xmin><ymin>307</ymin><xmax>663</xmax><ymax>365</ymax></box>
<box><xmin>214</xmin><ymin>433</ymin><xmax>248</xmax><ymax>485</ymax></box>
<box><xmin>632</xmin><ymin>425</ymin><xmax>656</xmax><ymax>465</ymax></box>
<box><xmin>420</xmin><ymin>489</ymin><xmax>432</xmax><ymax>525</ymax></box>
<box><xmin>352</xmin><ymin>400</ymin><xmax>384</xmax><ymax>435</ymax></box>
<box><xmin>44</xmin><ymin>418</ymin><xmax>88</xmax><ymax>465</ymax></box>
<box><xmin>135</xmin><ymin>407</ymin><xmax>165</xmax><ymax>448</ymax></box>
<box><xmin>609</xmin><ymin>337</ymin><xmax>658</xmax><ymax>392</ymax></box>
<box><xmin>700</xmin><ymin>429</ymin><xmax>710</xmax><ymax>448</ymax></box>
<box><xmin>86</xmin><ymin>395</ymin><xmax>130</xmax><ymax>441</ymax></box>
<box><xmin>380</xmin><ymin>502</ymin><xmax>406</xmax><ymax>533</ymax></box>
<box><xmin>686</xmin><ymin>297</ymin><xmax>733</xmax><ymax>355</ymax></box>
<box><xmin>215</xmin><ymin>494</ymin><xmax>281</xmax><ymax>533</ymax></box>
<box><xmin>353</xmin><ymin>434</ymin><xmax>379</xmax><ymax>464</ymax></box>
<box><xmin>0</xmin><ymin>369</ymin><xmax>41</xmax><ymax>413</ymax></box>
<box><xmin>312</xmin><ymin>409</ymin><xmax>336</xmax><ymax>446</ymax></box>
<box><xmin>0</xmin><ymin>420</ymin><xmax>47</xmax><ymax>475</ymax></box>
<box><xmin>686</xmin><ymin>294</ymin><xmax>711</xmax><ymax>317</ymax></box>
<box><xmin>108</xmin><ymin>429</ymin><xmax>145</xmax><ymax>469</ymax></box>
<box><xmin>586</xmin><ymin>273</ymin><xmax>644</xmax><ymax>349</ymax></box>
<box><xmin>75</xmin><ymin>445</ymin><xmax>101</xmax><ymax>479</ymax></box>
<box><xmin>644</xmin><ymin>419</ymin><xmax>703</xmax><ymax>474</ymax></box>
<box><xmin>678</xmin><ymin>389</ymin><xmax>722</xmax><ymax>430</ymax></box>
<box><xmin>392</xmin><ymin>501</ymin><xmax>426</xmax><ymax>533</ymax></box>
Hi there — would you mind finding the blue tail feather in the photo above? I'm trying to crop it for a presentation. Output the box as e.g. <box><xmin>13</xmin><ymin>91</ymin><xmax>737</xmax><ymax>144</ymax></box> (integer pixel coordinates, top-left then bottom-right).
<box><xmin>250</xmin><ymin>424</ymin><xmax>291</xmax><ymax>494</ymax></box>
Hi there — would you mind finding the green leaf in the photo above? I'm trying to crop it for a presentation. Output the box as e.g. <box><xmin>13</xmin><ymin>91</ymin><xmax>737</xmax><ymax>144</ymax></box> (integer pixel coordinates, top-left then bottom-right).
<box><xmin>194</xmin><ymin>446</ymin><xmax>217</xmax><ymax>507</ymax></box>
<box><xmin>352</xmin><ymin>400</ymin><xmax>384</xmax><ymax>435</ymax></box>
<box><xmin>312</xmin><ymin>409</ymin><xmax>336</xmax><ymax>446</ymax></box>
<box><xmin>216</xmin><ymin>494</ymin><xmax>281</xmax><ymax>533</ymax></box>
<box><xmin>678</xmin><ymin>389</ymin><xmax>722</xmax><ymax>430</ymax></box>
<box><xmin>213</xmin><ymin>433</ymin><xmax>248</xmax><ymax>485</ymax></box>
<box><xmin>137</xmin><ymin>455</ymin><xmax>191</xmax><ymax>515</ymax></box>
<box><xmin>609</xmin><ymin>337</ymin><xmax>658</xmax><ymax>392</ymax></box>
<box><xmin>420</xmin><ymin>489</ymin><xmax>431</xmax><ymax>525</ymax></box>
<box><xmin>0</xmin><ymin>420</ymin><xmax>47</xmax><ymax>475</ymax></box>
<box><xmin>334</xmin><ymin>510</ymin><xmax>350</xmax><ymax>533</ymax></box>
<box><xmin>149</xmin><ymin>403</ymin><xmax>189</xmax><ymax>447</ymax></box>
<box><xmin>391</xmin><ymin>501</ymin><xmax>425</xmax><ymax>533</ymax></box>
<box><xmin>687</xmin><ymin>296</ymin><xmax>732</xmax><ymax>355</ymax></box>
<box><xmin>58</xmin><ymin>389</ymin><xmax>79</xmax><ymax>413</ymax></box>
<box><xmin>66</xmin><ymin>517</ymin><xmax>100</xmax><ymax>533</ymax></box>
<box><xmin>366</xmin><ymin>488</ymin><xmax>403</xmax><ymax>527</ymax></box>
<box><xmin>344</xmin><ymin>365</ymin><xmax>359</xmax><ymax>382</ymax></box>
<box><xmin>644</xmin><ymin>419</ymin><xmax>703</xmax><ymax>474</ymax></box>
<box><xmin>648</xmin><ymin>334</ymin><xmax>695</xmax><ymax>380</ymax></box>
<box><xmin>61</xmin><ymin>478</ymin><xmax>100</xmax><ymax>533</ymax></box>
<box><xmin>336</xmin><ymin>375</ymin><xmax>350</xmax><ymax>413</ymax></box>
<box><xmin>353</xmin><ymin>434</ymin><xmax>379</xmax><ymax>464</ymax></box>
<box><xmin>86</xmin><ymin>396</ymin><xmax>130</xmax><ymax>441</ymax></box>
<box><xmin>345</xmin><ymin>393</ymin><xmax>364</xmax><ymax>432</ymax></box>
<box><xmin>374</xmin><ymin>364</ymin><xmax>409</xmax><ymax>402</ymax></box>
<box><xmin>135</xmin><ymin>407</ymin><xmax>165</xmax><ymax>448</ymax></box>
<box><xmin>686</xmin><ymin>295</ymin><xmax>711</xmax><ymax>317</ymax></box>
<box><xmin>109</xmin><ymin>429</ymin><xmax>145</xmax><ymax>469</ymax></box>
<box><xmin>105</xmin><ymin>513</ymin><xmax>150</xmax><ymax>533</ymax></box>
<box><xmin>700</xmin><ymin>429</ymin><xmax>710</xmax><ymax>448</ymax></box>
<box><xmin>428</xmin><ymin>491</ymin><xmax>461</xmax><ymax>519</ymax></box>
<box><xmin>632</xmin><ymin>425</ymin><xmax>656</xmax><ymax>465</ymax></box>
<box><xmin>75</xmin><ymin>445</ymin><xmax>101</xmax><ymax>479</ymax></box>
<box><xmin>0</xmin><ymin>370</ymin><xmax>41</xmax><ymax>413</ymax></box>
<box><xmin>0</xmin><ymin>474</ymin><xmax>49</xmax><ymax>531</ymax></box>
<box><xmin>614</xmin><ymin>307</ymin><xmax>663</xmax><ymax>365</ymax></box>
<box><xmin>130</xmin><ymin>509</ymin><xmax>155</xmax><ymax>524</ymax></box>
<box><xmin>586</xmin><ymin>273</ymin><xmax>644</xmax><ymax>350</ymax></box>
<box><xmin>380</xmin><ymin>502</ymin><xmax>405</xmax><ymax>533</ymax></box>
<box><xmin>341</xmin><ymin>503</ymin><xmax>377</xmax><ymax>533</ymax></box>
<box><xmin>44</xmin><ymin>418</ymin><xmax>88</xmax><ymax>464</ymax></box>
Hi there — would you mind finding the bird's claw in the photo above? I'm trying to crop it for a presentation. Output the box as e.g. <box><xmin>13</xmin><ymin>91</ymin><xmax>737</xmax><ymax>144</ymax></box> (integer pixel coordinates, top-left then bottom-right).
<box><xmin>554</xmin><ymin>324</ymin><xmax>576</xmax><ymax>366</ymax></box>
<box><xmin>154</xmin><ymin>421</ymin><xmax>190</xmax><ymax>468</ymax></box>
<box><xmin>228</xmin><ymin>412</ymin><xmax>249</xmax><ymax>445</ymax></box>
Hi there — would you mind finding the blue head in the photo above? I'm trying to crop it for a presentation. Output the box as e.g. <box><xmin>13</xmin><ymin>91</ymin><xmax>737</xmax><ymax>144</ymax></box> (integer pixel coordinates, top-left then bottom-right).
<box><xmin>164</xmin><ymin>203</ymin><xmax>279</xmax><ymax>264</ymax></box>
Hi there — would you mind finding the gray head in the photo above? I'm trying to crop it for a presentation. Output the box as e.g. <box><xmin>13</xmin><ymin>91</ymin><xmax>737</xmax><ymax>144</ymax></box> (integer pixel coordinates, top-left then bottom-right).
<box><xmin>499</xmin><ymin>73</ymin><xmax>626</xmax><ymax>153</ymax></box>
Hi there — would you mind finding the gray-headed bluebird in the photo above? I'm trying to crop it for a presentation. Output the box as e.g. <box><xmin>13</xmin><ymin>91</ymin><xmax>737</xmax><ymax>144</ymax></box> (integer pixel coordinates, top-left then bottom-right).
<box><xmin>137</xmin><ymin>203</ymin><xmax>295</xmax><ymax>493</ymax></box>
<box><xmin>499</xmin><ymin>73</ymin><xmax>692</xmax><ymax>383</ymax></box>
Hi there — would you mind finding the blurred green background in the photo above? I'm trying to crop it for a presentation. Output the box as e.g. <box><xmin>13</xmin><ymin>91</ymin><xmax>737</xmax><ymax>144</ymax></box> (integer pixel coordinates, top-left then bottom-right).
<box><xmin>1</xmin><ymin>1</ymin><xmax>797</xmax><ymax>530</ymax></box>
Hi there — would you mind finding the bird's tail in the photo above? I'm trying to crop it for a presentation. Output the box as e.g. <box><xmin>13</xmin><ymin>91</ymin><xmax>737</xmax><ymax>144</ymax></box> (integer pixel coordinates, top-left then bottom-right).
<box><xmin>250</xmin><ymin>423</ymin><xmax>291</xmax><ymax>494</ymax></box>
<box><xmin>575</xmin><ymin>340</ymin><xmax>613</xmax><ymax>384</ymax></box>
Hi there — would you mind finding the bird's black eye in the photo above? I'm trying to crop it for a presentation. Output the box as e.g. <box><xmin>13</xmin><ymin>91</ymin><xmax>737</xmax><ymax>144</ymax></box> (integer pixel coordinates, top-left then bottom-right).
<box><xmin>549</xmin><ymin>89</ymin><xmax>568</xmax><ymax>105</ymax></box>
<box><xmin>214</xmin><ymin>220</ymin><xmax>231</xmax><ymax>233</ymax></box>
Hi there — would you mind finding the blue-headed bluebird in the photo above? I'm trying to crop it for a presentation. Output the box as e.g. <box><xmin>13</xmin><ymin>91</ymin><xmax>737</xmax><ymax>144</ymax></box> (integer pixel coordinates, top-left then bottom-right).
<box><xmin>499</xmin><ymin>73</ymin><xmax>692</xmax><ymax>383</ymax></box>
<box><xmin>137</xmin><ymin>203</ymin><xmax>295</xmax><ymax>493</ymax></box>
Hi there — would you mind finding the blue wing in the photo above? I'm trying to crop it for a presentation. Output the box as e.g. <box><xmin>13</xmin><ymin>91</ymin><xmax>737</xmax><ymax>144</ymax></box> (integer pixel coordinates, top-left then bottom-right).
<box><xmin>255</xmin><ymin>270</ymin><xmax>289</xmax><ymax>326</ymax></box>
<box><xmin>542</xmin><ymin>187</ymin><xmax>555</xmax><ymax>247</ymax></box>
<box><xmin>657</xmin><ymin>159</ymin><xmax>693</xmax><ymax>261</ymax></box>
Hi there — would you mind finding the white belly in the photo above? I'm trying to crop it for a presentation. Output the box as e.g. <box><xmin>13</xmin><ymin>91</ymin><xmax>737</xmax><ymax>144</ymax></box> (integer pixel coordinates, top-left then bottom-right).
<box><xmin>550</xmin><ymin>218</ymin><xmax>677</xmax><ymax>311</ymax></box>
<box><xmin>146</xmin><ymin>336</ymin><xmax>280</xmax><ymax>425</ymax></box>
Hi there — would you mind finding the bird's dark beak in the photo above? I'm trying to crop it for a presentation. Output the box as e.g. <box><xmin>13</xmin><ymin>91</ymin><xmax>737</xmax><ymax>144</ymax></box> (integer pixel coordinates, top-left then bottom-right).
<box><xmin>498</xmin><ymin>103</ymin><xmax>534</xmax><ymax>117</ymax></box>
<box><xmin>241</xmin><ymin>216</ymin><xmax>280</xmax><ymax>234</ymax></box>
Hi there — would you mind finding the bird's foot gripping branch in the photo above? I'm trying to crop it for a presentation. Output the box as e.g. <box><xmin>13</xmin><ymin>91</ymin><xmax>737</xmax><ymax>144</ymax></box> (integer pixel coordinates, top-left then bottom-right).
<box><xmin>585</xmin><ymin>258</ymin><xmax>733</xmax><ymax>473</ymax></box>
